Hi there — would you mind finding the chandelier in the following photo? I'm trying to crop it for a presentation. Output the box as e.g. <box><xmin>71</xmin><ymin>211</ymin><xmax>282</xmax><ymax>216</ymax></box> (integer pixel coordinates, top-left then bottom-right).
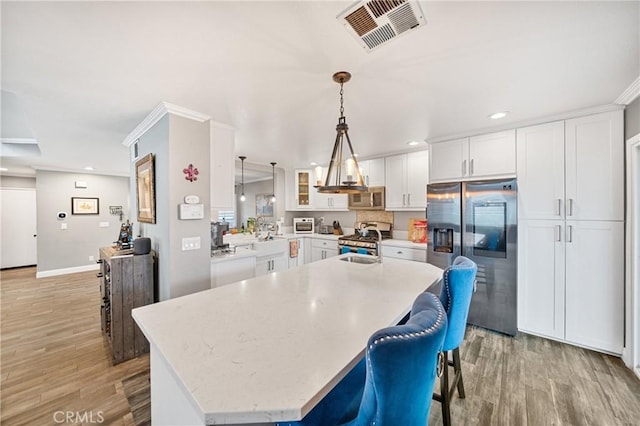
<box><xmin>314</xmin><ymin>71</ymin><xmax>367</xmax><ymax>194</ymax></box>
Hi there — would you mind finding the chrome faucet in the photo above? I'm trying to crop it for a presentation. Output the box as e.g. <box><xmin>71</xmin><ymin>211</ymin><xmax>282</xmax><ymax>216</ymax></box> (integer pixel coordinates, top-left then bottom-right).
<box><xmin>361</xmin><ymin>223</ymin><xmax>383</xmax><ymax>264</ymax></box>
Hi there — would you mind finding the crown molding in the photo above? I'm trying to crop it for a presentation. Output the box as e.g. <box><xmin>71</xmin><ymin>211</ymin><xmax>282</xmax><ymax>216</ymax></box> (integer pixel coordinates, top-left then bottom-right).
<box><xmin>122</xmin><ymin>102</ymin><xmax>211</xmax><ymax>147</ymax></box>
<box><xmin>615</xmin><ymin>76</ymin><xmax>640</xmax><ymax>105</ymax></box>
<box><xmin>210</xmin><ymin>120</ymin><xmax>236</xmax><ymax>131</ymax></box>
<box><xmin>426</xmin><ymin>104</ymin><xmax>624</xmax><ymax>144</ymax></box>
<box><xmin>33</xmin><ymin>165</ymin><xmax>129</xmax><ymax>177</ymax></box>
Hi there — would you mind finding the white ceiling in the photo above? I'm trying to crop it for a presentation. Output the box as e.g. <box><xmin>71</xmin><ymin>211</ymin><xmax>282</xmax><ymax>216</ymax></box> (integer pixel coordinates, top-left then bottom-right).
<box><xmin>1</xmin><ymin>1</ymin><xmax>638</xmax><ymax>177</ymax></box>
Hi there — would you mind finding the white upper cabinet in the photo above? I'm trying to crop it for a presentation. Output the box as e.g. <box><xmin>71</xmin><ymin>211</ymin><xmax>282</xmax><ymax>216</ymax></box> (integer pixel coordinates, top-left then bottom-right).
<box><xmin>357</xmin><ymin>158</ymin><xmax>385</xmax><ymax>187</ymax></box>
<box><xmin>565</xmin><ymin>111</ymin><xmax>624</xmax><ymax>221</ymax></box>
<box><xmin>429</xmin><ymin>130</ymin><xmax>516</xmax><ymax>182</ymax></box>
<box><xmin>311</xmin><ymin>167</ymin><xmax>348</xmax><ymax>211</ymax></box>
<box><xmin>210</xmin><ymin>123</ymin><xmax>235</xmax><ymax>211</ymax></box>
<box><xmin>468</xmin><ymin>130</ymin><xmax>516</xmax><ymax>178</ymax></box>
<box><xmin>516</xmin><ymin>121</ymin><xmax>565</xmax><ymax>220</ymax></box>
<box><xmin>385</xmin><ymin>150</ymin><xmax>428</xmax><ymax>210</ymax></box>
<box><xmin>517</xmin><ymin>111</ymin><xmax>624</xmax><ymax>221</ymax></box>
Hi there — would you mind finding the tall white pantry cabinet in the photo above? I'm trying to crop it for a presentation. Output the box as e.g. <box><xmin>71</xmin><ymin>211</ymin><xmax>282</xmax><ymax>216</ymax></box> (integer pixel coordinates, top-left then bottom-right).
<box><xmin>516</xmin><ymin>110</ymin><xmax>624</xmax><ymax>354</ymax></box>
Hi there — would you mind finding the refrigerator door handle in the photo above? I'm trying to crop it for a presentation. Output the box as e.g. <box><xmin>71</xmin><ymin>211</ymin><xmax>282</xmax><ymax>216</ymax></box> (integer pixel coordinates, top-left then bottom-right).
<box><xmin>555</xmin><ymin>225</ymin><xmax>562</xmax><ymax>242</ymax></box>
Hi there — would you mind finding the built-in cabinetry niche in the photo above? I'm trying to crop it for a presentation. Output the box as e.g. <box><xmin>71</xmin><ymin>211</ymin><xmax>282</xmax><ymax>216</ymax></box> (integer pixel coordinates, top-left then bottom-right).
<box><xmin>516</xmin><ymin>110</ymin><xmax>624</xmax><ymax>354</ymax></box>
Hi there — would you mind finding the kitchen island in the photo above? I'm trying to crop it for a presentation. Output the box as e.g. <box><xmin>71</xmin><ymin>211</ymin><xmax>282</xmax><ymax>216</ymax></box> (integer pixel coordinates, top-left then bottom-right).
<box><xmin>132</xmin><ymin>253</ymin><xmax>443</xmax><ymax>425</ymax></box>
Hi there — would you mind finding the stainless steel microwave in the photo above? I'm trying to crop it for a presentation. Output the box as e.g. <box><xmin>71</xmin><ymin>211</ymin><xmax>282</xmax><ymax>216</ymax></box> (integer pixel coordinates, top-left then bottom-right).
<box><xmin>348</xmin><ymin>186</ymin><xmax>385</xmax><ymax>210</ymax></box>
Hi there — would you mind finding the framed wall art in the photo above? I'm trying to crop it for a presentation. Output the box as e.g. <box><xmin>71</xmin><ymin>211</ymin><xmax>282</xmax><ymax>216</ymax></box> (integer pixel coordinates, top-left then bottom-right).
<box><xmin>71</xmin><ymin>197</ymin><xmax>99</xmax><ymax>215</ymax></box>
<box><xmin>255</xmin><ymin>193</ymin><xmax>273</xmax><ymax>217</ymax></box>
<box><xmin>136</xmin><ymin>153</ymin><xmax>156</xmax><ymax>224</ymax></box>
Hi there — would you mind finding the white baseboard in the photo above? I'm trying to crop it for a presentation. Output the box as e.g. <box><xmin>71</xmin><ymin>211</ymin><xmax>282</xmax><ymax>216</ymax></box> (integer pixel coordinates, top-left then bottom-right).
<box><xmin>36</xmin><ymin>264</ymin><xmax>99</xmax><ymax>278</ymax></box>
<box><xmin>635</xmin><ymin>367</ymin><xmax>640</xmax><ymax>381</ymax></box>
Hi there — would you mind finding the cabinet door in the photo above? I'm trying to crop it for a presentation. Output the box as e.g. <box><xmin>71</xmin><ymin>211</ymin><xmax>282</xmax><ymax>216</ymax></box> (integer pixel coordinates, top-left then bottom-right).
<box><xmin>565</xmin><ymin>220</ymin><xmax>624</xmax><ymax>353</ymax></box>
<box><xmin>272</xmin><ymin>254</ymin><xmax>287</xmax><ymax>272</ymax></box>
<box><xmin>429</xmin><ymin>138</ymin><xmax>467</xmax><ymax>182</ymax></box>
<box><xmin>406</xmin><ymin>151</ymin><xmax>429</xmax><ymax>209</ymax></box>
<box><xmin>385</xmin><ymin>154</ymin><xmax>407</xmax><ymax>209</ymax></box>
<box><xmin>469</xmin><ymin>130</ymin><xmax>516</xmax><ymax>178</ymax></box>
<box><xmin>359</xmin><ymin>158</ymin><xmax>385</xmax><ymax>187</ymax></box>
<box><xmin>516</xmin><ymin>121</ymin><xmax>565</xmax><ymax>220</ymax></box>
<box><xmin>565</xmin><ymin>111</ymin><xmax>624</xmax><ymax>221</ymax></box>
<box><xmin>310</xmin><ymin>247</ymin><xmax>325</xmax><ymax>262</ymax></box>
<box><xmin>294</xmin><ymin>170</ymin><xmax>313</xmax><ymax>209</ymax></box>
<box><xmin>255</xmin><ymin>257</ymin><xmax>270</xmax><ymax>276</ymax></box>
<box><xmin>517</xmin><ymin>220</ymin><xmax>565</xmax><ymax>340</ymax></box>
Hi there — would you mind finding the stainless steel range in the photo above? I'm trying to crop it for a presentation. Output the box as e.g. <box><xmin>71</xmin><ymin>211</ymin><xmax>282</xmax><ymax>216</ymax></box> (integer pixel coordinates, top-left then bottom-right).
<box><xmin>338</xmin><ymin>221</ymin><xmax>392</xmax><ymax>256</ymax></box>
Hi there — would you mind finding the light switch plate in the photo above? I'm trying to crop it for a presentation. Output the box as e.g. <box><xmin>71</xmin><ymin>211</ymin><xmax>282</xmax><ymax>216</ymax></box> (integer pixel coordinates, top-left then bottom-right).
<box><xmin>99</xmin><ymin>222</ymin><xmax>109</xmax><ymax>228</ymax></box>
<box><xmin>181</xmin><ymin>237</ymin><xmax>201</xmax><ymax>251</ymax></box>
<box><xmin>60</xmin><ymin>223</ymin><xmax>67</xmax><ymax>230</ymax></box>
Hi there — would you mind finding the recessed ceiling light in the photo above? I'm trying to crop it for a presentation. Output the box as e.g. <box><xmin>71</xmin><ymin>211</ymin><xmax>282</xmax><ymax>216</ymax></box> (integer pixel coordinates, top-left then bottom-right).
<box><xmin>84</xmin><ymin>166</ymin><xmax>94</xmax><ymax>171</ymax></box>
<box><xmin>353</xmin><ymin>153</ymin><xmax>359</xmax><ymax>157</ymax></box>
<box><xmin>489</xmin><ymin>111</ymin><xmax>508</xmax><ymax>120</ymax></box>
<box><xmin>407</xmin><ymin>141</ymin><xmax>421</xmax><ymax>146</ymax></box>
<box><xmin>0</xmin><ymin>167</ymin><xmax>8</xmax><ymax>172</ymax></box>
<box><xmin>310</xmin><ymin>162</ymin><xmax>318</xmax><ymax>166</ymax></box>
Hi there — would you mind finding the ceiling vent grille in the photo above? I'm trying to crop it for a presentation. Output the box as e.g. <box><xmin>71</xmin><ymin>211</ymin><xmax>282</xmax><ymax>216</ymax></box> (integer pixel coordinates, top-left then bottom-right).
<box><xmin>338</xmin><ymin>0</ymin><xmax>426</xmax><ymax>52</ymax></box>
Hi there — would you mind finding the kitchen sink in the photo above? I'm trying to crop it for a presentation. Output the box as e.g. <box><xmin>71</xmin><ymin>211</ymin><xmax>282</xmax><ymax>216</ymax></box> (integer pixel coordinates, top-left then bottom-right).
<box><xmin>339</xmin><ymin>256</ymin><xmax>379</xmax><ymax>264</ymax></box>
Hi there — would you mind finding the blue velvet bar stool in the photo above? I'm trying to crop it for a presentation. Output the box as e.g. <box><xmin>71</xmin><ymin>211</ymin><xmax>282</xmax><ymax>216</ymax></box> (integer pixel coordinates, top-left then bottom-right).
<box><xmin>277</xmin><ymin>292</ymin><xmax>447</xmax><ymax>426</ymax></box>
<box><xmin>431</xmin><ymin>256</ymin><xmax>478</xmax><ymax>426</ymax></box>
<box><xmin>341</xmin><ymin>292</ymin><xmax>447</xmax><ymax>426</ymax></box>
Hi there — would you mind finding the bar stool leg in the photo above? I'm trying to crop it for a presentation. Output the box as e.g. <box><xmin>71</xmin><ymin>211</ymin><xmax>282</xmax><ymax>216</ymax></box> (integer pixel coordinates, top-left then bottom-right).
<box><xmin>452</xmin><ymin>347</ymin><xmax>465</xmax><ymax>399</ymax></box>
<box><xmin>440</xmin><ymin>350</ymin><xmax>451</xmax><ymax>426</ymax></box>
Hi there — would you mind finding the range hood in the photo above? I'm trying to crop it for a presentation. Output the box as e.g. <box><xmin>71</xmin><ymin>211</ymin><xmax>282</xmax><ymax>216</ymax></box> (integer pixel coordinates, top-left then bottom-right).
<box><xmin>337</xmin><ymin>0</ymin><xmax>426</xmax><ymax>52</ymax></box>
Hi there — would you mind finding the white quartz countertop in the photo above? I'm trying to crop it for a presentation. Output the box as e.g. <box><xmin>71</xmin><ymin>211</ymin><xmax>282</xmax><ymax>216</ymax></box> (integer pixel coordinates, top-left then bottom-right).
<box><xmin>133</xmin><ymin>254</ymin><xmax>443</xmax><ymax>424</ymax></box>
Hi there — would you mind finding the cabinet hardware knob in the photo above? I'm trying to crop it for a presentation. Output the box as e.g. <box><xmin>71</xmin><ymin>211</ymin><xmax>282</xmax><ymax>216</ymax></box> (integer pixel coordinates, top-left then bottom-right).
<box><xmin>96</xmin><ymin>273</ymin><xmax>104</xmax><ymax>278</ymax></box>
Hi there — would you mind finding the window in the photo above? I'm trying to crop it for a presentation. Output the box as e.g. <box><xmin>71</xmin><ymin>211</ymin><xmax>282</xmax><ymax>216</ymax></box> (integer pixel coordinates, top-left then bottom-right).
<box><xmin>218</xmin><ymin>210</ymin><xmax>236</xmax><ymax>228</ymax></box>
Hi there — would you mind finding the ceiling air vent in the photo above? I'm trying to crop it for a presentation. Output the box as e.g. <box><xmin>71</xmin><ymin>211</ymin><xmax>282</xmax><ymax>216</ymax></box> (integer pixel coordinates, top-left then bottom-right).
<box><xmin>338</xmin><ymin>0</ymin><xmax>426</xmax><ymax>52</ymax></box>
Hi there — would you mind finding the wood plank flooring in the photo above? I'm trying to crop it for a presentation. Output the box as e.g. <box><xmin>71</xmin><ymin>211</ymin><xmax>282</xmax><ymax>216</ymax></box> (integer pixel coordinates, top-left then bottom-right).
<box><xmin>2</xmin><ymin>266</ymin><xmax>639</xmax><ymax>425</ymax></box>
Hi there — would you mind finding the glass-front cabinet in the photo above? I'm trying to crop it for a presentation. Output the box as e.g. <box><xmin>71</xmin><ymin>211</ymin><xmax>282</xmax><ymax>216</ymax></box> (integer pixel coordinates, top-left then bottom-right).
<box><xmin>294</xmin><ymin>169</ymin><xmax>313</xmax><ymax>209</ymax></box>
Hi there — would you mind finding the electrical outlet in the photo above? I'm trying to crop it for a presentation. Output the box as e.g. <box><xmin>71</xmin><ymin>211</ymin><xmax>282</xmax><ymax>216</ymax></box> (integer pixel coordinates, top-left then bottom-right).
<box><xmin>89</xmin><ymin>255</ymin><xmax>95</xmax><ymax>261</ymax></box>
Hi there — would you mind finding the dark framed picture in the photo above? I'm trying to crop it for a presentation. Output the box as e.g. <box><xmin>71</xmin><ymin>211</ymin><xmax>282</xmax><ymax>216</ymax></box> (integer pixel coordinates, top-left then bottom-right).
<box><xmin>71</xmin><ymin>197</ymin><xmax>99</xmax><ymax>215</ymax></box>
<box><xmin>136</xmin><ymin>153</ymin><xmax>156</xmax><ymax>224</ymax></box>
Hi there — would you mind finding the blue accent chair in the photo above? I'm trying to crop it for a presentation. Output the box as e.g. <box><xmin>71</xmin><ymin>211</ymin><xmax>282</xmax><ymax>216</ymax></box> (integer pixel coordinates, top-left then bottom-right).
<box><xmin>431</xmin><ymin>256</ymin><xmax>477</xmax><ymax>426</ymax></box>
<box><xmin>277</xmin><ymin>292</ymin><xmax>447</xmax><ymax>426</ymax></box>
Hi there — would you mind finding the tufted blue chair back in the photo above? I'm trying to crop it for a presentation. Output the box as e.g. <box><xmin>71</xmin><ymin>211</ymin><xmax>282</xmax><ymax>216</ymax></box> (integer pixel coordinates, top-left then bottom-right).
<box><xmin>437</xmin><ymin>256</ymin><xmax>477</xmax><ymax>352</ymax></box>
<box><xmin>341</xmin><ymin>292</ymin><xmax>447</xmax><ymax>426</ymax></box>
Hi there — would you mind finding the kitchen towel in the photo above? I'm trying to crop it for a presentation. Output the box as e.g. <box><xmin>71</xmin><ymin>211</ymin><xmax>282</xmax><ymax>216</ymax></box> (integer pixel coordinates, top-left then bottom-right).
<box><xmin>290</xmin><ymin>240</ymin><xmax>298</xmax><ymax>258</ymax></box>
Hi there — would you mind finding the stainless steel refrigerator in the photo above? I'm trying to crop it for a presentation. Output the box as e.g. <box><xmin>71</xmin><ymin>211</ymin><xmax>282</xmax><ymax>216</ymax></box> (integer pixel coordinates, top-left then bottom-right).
<box><xmin>426</xmin><ymin>179</ymin><xmax>517</xmax><ymax>335</ymax></box>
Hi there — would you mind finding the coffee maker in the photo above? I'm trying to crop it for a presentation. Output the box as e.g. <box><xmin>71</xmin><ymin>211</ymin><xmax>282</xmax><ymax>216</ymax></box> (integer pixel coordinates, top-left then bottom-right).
<box><xmin>211</xmin><ymin>222</ymin><xmax>229</xmax><ymax>250</ymax></box>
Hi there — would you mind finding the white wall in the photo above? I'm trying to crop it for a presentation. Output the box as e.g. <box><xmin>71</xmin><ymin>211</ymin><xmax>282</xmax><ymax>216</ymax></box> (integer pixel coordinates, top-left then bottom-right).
<box><xmin>35</xmin><ymin>170</ymin><xmax>130</xmax><ymax>274</ymax></box>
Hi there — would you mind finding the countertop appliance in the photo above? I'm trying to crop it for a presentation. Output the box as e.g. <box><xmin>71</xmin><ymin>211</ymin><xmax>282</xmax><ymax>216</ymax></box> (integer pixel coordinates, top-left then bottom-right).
<box><xmin>426</xmin><ymin>179</ymin><xmax>517</xmax><ymax>336</ymax></box>
<box><xmin>317</xmin><ymin>224</ymin><xmax>334</xmax><ymax>234</ymax></box>
<box><xmin>211</xmin><ymin>222</ymin><xmax>229</xmax><ymax>250</ymax></box>
<box><xmin>293</xmin><ymin>217</ymin><xmax>314</xmax><ymax>234</ymax></box>
<box><xmin>338</xmin><ymin>221</ymin><xmax>392</xmax><ymax>256</ymax></box>
<box><xmin>348</xmin><ymin>186</ymin><xmax>385</xmax><ymax>210</ymax></box>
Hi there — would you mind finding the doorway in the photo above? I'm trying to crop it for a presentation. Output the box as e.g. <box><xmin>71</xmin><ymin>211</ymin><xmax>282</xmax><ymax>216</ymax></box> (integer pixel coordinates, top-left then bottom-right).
<box><xmin>626</xmin><ymin>134</ymin><xmax>640</xmax><ymax>378</ymax></box>
<box><xmin>0</xmin><ymin>188</ymin><xmax>37</xmax><ymax>268</ymax></box>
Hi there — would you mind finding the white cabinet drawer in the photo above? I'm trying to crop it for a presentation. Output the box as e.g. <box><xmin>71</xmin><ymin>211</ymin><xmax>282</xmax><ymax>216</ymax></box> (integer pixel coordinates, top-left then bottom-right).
<box><xmin>381</xmin><ymin>246</ymin><xmax>426</xmax><ymax>262</ymax></box>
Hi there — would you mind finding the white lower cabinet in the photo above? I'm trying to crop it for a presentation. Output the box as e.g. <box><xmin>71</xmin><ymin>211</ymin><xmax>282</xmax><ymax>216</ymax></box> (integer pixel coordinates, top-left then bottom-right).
<box><xmin>564</xmin><ymin>220</ymin><xmax>624</xmax><ymax>353</ymax></box>
<box><xmin>211</xmin><ymin>256</ymin><xmax>256</xmax><ymax>288</ymax></box>
<box><xmin>255</xmin><ymin>253</ymin><xmax>287</xmax><ymax>276</ymax></box>
<box><xmin>518</xmin><ymin>219</ymin><xmax>623</xmax><ymax>354</ymax></box>
<box><xmin>310</xmin><ymin>238</ymin><xmax>337</xmax><ymax>263</ymax></box>
<box><xmin>381</xmin><ymin>245</ymin><xmax>426</xmax><ymax>262</ymax></box>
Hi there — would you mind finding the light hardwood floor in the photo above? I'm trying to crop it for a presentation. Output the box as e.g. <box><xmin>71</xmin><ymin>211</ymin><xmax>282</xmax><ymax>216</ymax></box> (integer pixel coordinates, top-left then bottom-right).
<box><xmin>2</xmin><ymin>267</ymin><xmax>639</xmax><ymax>425</ymax></box>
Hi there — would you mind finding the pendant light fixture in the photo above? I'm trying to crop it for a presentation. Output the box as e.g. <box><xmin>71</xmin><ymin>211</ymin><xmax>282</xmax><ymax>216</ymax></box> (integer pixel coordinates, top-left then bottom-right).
<box><xmin>239</xmin><ymin>156</ymin><xmax>246</xmax><ymax>202</ymax></box>
<box><xmin>270</xmin><ymin>162</ymin><xmax>277</xmax><ymax>203</ymax></box>
<box><xmin>314</xmin><ymin>71</ymin><xmax>367</xmax><ymax>194</ymax></box>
